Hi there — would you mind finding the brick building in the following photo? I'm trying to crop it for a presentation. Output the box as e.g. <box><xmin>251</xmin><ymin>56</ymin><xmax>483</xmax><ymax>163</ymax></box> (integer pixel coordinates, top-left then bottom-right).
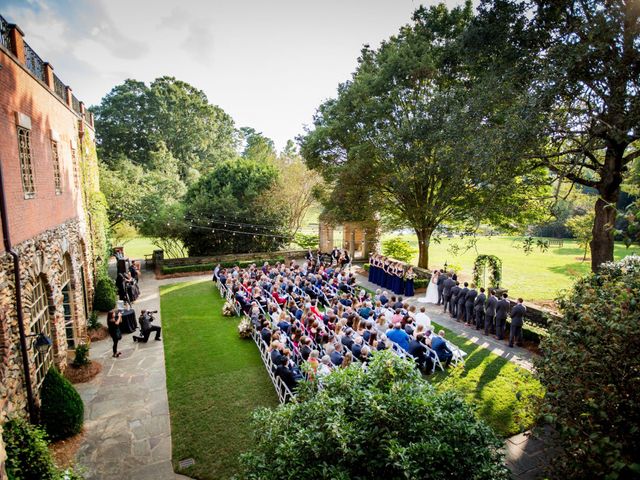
<box><xmin>0</xmin><ymin>15</ymin><xmax>107</xmax><ymax>475</ymax></box>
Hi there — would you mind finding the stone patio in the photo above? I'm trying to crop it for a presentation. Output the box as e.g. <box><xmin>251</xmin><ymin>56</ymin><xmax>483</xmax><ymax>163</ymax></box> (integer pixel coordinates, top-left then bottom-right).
<box><xmin>74</xmin><ymin>269</ymin><xmax>208</xmax><ymax>480</ymax></box>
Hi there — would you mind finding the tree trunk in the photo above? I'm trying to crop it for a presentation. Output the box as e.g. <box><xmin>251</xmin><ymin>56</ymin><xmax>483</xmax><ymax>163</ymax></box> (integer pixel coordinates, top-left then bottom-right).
<box><xmin>416</xmin><ymin>228</ymin><xmax>432</xmax><ymax>269</ymax></box>
<box><xmin>590</xmin><ymin>146</ymin><xmax>623</xmax><ymax>271</ymax></box>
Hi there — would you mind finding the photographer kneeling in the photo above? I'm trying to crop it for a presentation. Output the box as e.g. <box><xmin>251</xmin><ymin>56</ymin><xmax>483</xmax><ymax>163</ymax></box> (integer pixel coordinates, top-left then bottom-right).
<box><xmin>135</xmin><ymin>309</ymin><xmax>162</xmax><ymax>342</ymax></box>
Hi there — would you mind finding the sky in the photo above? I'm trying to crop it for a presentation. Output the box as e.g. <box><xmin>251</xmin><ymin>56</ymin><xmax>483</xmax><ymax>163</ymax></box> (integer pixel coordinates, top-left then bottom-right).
<box><xmin>1</xmin><ymin>0</ymin><xmax>473</xmax><ymax>150</ymax></box>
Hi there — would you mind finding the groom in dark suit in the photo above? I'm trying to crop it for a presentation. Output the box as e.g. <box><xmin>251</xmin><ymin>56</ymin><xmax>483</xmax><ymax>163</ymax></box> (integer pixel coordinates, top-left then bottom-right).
<box><xmin>436</xmin><ymin>270</ymin><xmax>446</xmax><ymax>305</ymax></box>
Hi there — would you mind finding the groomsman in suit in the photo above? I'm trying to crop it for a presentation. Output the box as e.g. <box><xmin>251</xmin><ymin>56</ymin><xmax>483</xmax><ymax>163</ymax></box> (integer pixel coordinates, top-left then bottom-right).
<box><xmin>436</xmin><ymin>270</ymin><xmax>446</xmax><ymax>305</ymax></box>
<box><xmin>509</xmin><ymin>298</ymin><xmax>527</xmax><ymax>347</ymax></box>
<box><xmin>442</xmin><ymin>274</ymin><xmax>456</xmax><ymax>314</ymax></box>
<box><xmin>495</xmin><ymin>293</ymin><xmax>510</xmax><ymax>340</ymax></box>
<box><xmin>457</xmin><ymin>282</ymin><xmax>469</xmax><ymax>322</ymax></box>
<box><xmin>449</xmin><ymin>281</ymin><xmax>461</xmax><ymax>318</ymax></box>
<box><xmin>464</xmin><ymin>284</ymin><xmax>478</xmax><ymax>326</ymax></box>
<box><xmin>484</xmin><ymin>290</ymin><xmax>498</xmax><ymax>335</ymax></box>
<box><xmin>474</xmin><ymin>287</ymin><xmax>486</xmax><ymax>330</ymax></box>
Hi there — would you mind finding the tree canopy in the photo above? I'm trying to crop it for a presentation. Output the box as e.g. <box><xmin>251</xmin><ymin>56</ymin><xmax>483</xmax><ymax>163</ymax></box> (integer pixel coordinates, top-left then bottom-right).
<box><xmin>93</xmin><ymin>76</ymin><xmax>237</xmax><ymax>178</ymax></box>
<box><xmin>300</xmin><ymin>1</ymin><xmax>548</xmax><ymax>268</ymax></box>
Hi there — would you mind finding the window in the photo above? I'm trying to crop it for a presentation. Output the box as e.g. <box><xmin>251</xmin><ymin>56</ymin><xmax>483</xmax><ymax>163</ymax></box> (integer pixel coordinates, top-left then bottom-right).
<box><xmin>71</xmin><ymin>148</ymin><xmax>78</xmax><ymax>189</ymax></box>
<box><xmin>29</xmin><ymin>276</ymin><xmax>53</xmax><ymax>390</ymax></box>
<box><xmin>17</xmin><ymin>126</ymin><xmax>35</xmax><ymax>198</ymax></box>
<box><xmin>51</xmin><ymin>140</ymin><xmax>62</xmax><ymax>195</ymax></box>
<box><xmin>61</xmin><ymin>257</ymin><xmax>76</xmax><ymax>349</ymax></box>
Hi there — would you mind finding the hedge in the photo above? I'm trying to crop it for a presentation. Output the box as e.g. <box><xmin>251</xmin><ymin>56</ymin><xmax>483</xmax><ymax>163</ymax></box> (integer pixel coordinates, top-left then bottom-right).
<box><xmin>505</xmin><ymin>318</ymin><xmax>549</xmax><ymax>344</ymax></box>
<box><xmin>161</xmin><ymin>258</ymin><xmax>285</xmax><ymax>275</ymax></box>
<box><xmin>39</xmin><ymin>367</ymin><xmax>84</xmax><ymax>441</ymax></box>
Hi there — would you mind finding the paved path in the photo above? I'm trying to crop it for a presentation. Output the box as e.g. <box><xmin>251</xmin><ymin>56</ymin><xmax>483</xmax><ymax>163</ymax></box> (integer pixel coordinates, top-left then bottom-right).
<box><xmin>353</xmin><ymin>272</ymin><xmax>536</xmax><ymax>371</ymax></box>
<box><xmin>75</xmin><ymin>269</ymin><xmax>209</xmax><ymax>480</ymax></box>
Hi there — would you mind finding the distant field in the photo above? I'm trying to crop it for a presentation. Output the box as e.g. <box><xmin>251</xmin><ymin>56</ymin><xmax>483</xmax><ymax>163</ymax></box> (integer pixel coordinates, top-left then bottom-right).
<box><xmin>384</xmin><ymin>234</ymin><xmax>639</xmax><ymax>302</ymax></box>
<box><xmin>119</xmin><ymin>237</ymin><xmax>184</xmax><ymax>260</ymax></box>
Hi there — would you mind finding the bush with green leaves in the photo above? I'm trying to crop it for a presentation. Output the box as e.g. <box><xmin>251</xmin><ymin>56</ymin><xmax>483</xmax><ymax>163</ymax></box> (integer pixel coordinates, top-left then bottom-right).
<box><xmin>381</xmin><ymin>236</ymin><xmax>417</xmax><ymax>263</ymax></box>
<box><xmin>4</xmin><ymin>417</ymin><xmax>59</xmax><ymax>480</ymax></box>
<box><xmin>536</xmin><ymin>255</ymin><xmax>640</xmax><ymax>479</ymax></box>
<box><xmin>93</xmin><ymin>273</ymin><xmax>116</xmax><ymax>312</ymax></box>
<box><xmin>39</xmin><ymin>367</ymin><xmax>84</xmax><ymax>441</ymax></box>
<box><xmin>87</xmin><ymin>310</ymin><xmax>101</xmax><ymax>330</ymax></box>
<box><xmin>72</xmin><ymin>343</ymin><xmax>90</xmax><ymax>368</ymax></box>
<box><xmin>240</xmin><ymin>351</ymin><xmax>508</xmax><ymax>480</ymax></box>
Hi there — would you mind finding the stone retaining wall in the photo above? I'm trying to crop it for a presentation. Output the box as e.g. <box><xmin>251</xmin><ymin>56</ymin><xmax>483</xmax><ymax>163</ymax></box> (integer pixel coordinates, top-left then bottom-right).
<box><xmin>155</xmin><ymin>249</ymin><xmax>308</xmax><ymax>273</ymax></box>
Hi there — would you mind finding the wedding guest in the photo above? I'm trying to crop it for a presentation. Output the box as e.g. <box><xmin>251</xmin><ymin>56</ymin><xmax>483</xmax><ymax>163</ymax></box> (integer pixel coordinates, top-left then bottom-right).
<box><xmin>495</xmin><ymin>293</ymin><xmax>510</xmax><ymax>340</ymax></box>
<box><xmin>509</xmin><ymin>298</ymin><xmax>527</xmax><ymax>348</ymax></box>
<box><xmin>484</xmin><ymin>290</ymin><xmax>498</xmax><ymax>335</ymax></box>
<box><xmin>107</xmin><ymin>309</ymin><xmax>123</xmax><ymax>358</ymax></box>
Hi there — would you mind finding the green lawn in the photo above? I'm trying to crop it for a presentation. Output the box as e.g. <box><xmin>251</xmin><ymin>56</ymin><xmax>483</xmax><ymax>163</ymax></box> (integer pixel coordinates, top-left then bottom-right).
<box><xmin>160</xmin><ymin>280</ymin><xmax>278</xmax><ymax>479</ymax></box>
<box><xmin>120</xmin><ymin>237</ymin><xmax>184</xmax><ymax>260</ymax></box>
<box><xmin>386</xmin><ymin>234</ymin><xmax>639</xmax><ymax>301</ymax></box>
<box><xmin>429</xmin><ymin>321</ymin><xmax>543</xmax><ymax>437</ymax></box>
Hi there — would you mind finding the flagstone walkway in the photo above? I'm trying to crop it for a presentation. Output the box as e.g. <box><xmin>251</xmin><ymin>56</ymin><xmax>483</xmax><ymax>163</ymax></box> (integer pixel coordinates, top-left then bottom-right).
<box><xmin>75</xmin><ymin>269</ymin><xmax>208</xmax><ymax>480</ymax></box>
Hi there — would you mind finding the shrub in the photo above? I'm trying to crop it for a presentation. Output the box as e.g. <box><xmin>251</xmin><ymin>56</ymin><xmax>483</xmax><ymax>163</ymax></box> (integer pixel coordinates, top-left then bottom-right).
<box><xmin>72</xmin><ymin>343</ymin><xmax>90</xmax><ymax>368</ymax></box>
<box><xmin>39</xmin><ymin>367</ymin><xmax>84</xmax><ymax>441</ymax></box>
<box><xmin>381</xmin><ymin>236</ymin><xmax>417</xmax><ymax>263</ymax></box>
<box><xmin>536</xmin><ymin>256</ymin><xmax>640</xmax><ymax>479</ymax></box>
<box><xmin>93</xmin><ymin>274</ymin><xmax>116</xmax><ymax>311</ymax></box>
<box><xmin>414</xmin><ymin>278</ymin><xmax>429</xmax><ymax>289</ymax></box>
<box><xmin>505</xmin><ymin>319</ymin><xmax>548</xmax><ymax>344</ymax></box>
<box><xmin>4</xmin><ymin>417</ymin><xmax>58</xmax><ymax>480</ymax></box>
<box><xmin>241</xmin><ymin>351</ymin><xmax>509</xmax><ymax>480</ymax></box>
<box><xmin>87</xmin><ymin>310</ymin><xmax>101</xmax><ymax>330</ymax></box>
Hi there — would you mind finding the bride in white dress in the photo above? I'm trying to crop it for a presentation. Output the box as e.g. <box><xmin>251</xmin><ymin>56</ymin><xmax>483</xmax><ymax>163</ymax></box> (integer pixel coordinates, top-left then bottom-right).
<box><xmin>418</xmin><ymin>270</ymin><xmax>440</xmax><ymax>304</ymax></box>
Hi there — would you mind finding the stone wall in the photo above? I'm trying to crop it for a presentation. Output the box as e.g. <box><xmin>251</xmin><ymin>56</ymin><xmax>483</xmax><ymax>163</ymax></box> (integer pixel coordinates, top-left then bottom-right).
<box><xmin>0</xmin><ymin>217</ymin><xmax>93</xmax><ymax>434</ymax></box>
<box><xmin>158</xmin><ymin>249</ymin><xmax>307</xmax><ymax>270</ymax></box>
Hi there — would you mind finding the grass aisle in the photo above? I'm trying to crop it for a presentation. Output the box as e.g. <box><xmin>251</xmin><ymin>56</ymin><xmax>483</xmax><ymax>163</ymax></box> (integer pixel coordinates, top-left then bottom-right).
<box><xmin>160</xmin><ymin>280</ymin><xmax>278</xmax><ymax>479</ymax></box>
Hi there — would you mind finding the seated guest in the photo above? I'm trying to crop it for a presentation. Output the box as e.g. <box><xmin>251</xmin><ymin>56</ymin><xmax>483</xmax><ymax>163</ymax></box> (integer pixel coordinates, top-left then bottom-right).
<box><xmin>306</xmin><ymin>350</ymin><xmax>320</xmax><ymax>378</ymax></box>
<box><xmin>415</xmin><ymin>306</ymin><xmax>431</xmax><ymax>329</ymax></box>
<box><xmin>269</xmin><ymin>341</ymin><xmax>284</xmax><ymax>366</ymax></box>
<box><xmin>318</xmin><ymin>355</ymin><xmax>333</xmax><ymax>377</ymax></box>
<box><xmin>393</xmin><ymin>296</ymin><xmax>404</xmax><ymax>310</ymax></box>
<box><xmin>379</xmin><ymin>291</ymin><xmax>389</xmax><ymax>305</ymax></box>
<box><xmin>277</xmin><ymin>315</ymin><xmax>291</xmax><ymax>335</ymax></box>
<box><xmin>431</xmin><ymin>330</ymin><xmax>453</xmax><ymax>367</ymax></box>
<box><xmin>260</xmin><ymin>321</ymin><xmax>272</xmax><ymax>344</ymax></box>
<box><xmin>275</xmin><ymin>354</ymin><xmax>298</xmax><ymax>391</ymax></box>
<box><xmin>341</xmin><ymin>328</ymin><xmax>355</xmax><ymax>350</ymax></box>
<box><xmin>299</xmin><ymin>336</ymin><xmax>313</xmax><ymax>361</ymax></box>
<box><xmin>341</xmin><ymin>351</ymin><xmax>353</xmax><ymax>369</ymax></box>
<box><xmin>359</xmin><ymin>345</ymin><xmax>373</xmax><ymax>363</ymax></box>
<box><xmin>408</xmin><ymin>333</ymin><xmax>432</xmax><ymax>372</ymax></box>
<box><xmin>351</xmin><ymin>336</ymin><xmax>363</xmax><ymax>358</ymax></box>
<box><xmin>327</xmin><ymin>343</ymin><xmax>344</xmax><ymax>366</ymax></box>
<box><xmin>386</xmin><ymin>322</ymin><xmax>411</xmax><ymax>351</ymax></box>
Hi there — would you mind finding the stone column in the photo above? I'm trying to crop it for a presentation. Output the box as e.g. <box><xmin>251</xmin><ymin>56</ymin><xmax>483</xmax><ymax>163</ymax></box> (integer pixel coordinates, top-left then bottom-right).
<box><xmin>65</xmin><ymin>86</ymin><xmax>73</xmax><ymax>108</ymax></box>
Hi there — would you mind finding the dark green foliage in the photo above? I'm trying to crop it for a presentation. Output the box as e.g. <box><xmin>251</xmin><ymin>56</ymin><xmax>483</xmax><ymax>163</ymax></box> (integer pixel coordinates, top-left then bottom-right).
<box><xmin>181</xmin><ymin>159</ymin><xmax>289</xmax><ymax>256</ymax></box>
<box><xmin>505</xmin><ymin>319</ymin><xmax>548</xmax><ymax>344</ymax></box>
<box><xmin>87</xmin><ymin>311</ymin><xmax>100</xmax><ymax>330</ymax></box>
<box><xmin>39</xmin><ymin>368</ymin><xmax>84</xmax><ymax>441</ymax></box>
<box><xmin>240</xmin><ymin>351</ymin><xmax>509</xmax><ymax>480</ymax></box>
<box><xmin>161</xmin><ymin>258</ymin><xmax>285</xmax><ymax>275</ymax></box>
<box><xmin>536</xmin><ymin>256</ymin><xmax>640</xmax><ymax>478</ymax></box>
<box><xmin>4</xmin><ymin>417</ymin><xmax>58</xmax><ymax>480</ymax></box>
<box><xmin>72</xmin><ymin>344</ymin><xmax>90</xmax><ymax>368</ymax></box>
<box><xmin>472</xmin><ymin>254</ymin><xmax>502</xmax><ymax>288</ymax></box>
<box><xmin>93</xmin><ymin>273</ymin><xmax>116</xmax><ymax>312</ymax></box>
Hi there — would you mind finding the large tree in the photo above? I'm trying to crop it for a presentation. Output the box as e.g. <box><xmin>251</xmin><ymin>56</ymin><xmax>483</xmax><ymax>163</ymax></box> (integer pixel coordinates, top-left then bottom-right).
<box><xmin>468</xmin><ymin>0</ymin><xmax>640</xmax><ymax>270</ymax></box>
<box><xmin>93</xmin><ymin>76</ymin><xmax>237</xmax><ymax>178</ymax></box>
<box><xmin>300</xmin><ymin>2</ymin><xmax>547</xmax><ymax>268</ymax></box>
<box><xmin>181</xmin><ymin>159</ymin><xmax>289</xmax><ymax>255</ymax></box>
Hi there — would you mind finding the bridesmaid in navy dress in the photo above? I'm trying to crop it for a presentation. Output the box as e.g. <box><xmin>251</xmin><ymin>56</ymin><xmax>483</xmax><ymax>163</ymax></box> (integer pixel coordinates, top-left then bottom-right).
<box><xmin>392</xmin><ymin>263</ymin><xmax>402</xmax><ymax>295</ymax></box>
<box><xmin>404</xmin><ymin>266</ymin><xmax>415</xmax><ymax>297</ymax></box>
<box><xmin>368</xmin><ymin>253</ymin><xmax>374</xmax><ymax>283</ymax></box>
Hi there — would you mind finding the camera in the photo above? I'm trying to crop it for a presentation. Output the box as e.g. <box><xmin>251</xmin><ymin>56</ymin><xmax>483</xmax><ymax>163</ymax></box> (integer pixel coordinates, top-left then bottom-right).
<box><xmin>148</xmin><ymin>310</ymin><xmax>158</xmax><ymax>314</ymax></box>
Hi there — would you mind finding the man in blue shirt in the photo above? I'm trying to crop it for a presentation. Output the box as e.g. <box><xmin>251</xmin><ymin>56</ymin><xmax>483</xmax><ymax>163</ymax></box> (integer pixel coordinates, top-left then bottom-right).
<box><xmin>386</xmin><ymin>323</ymin><xmax>411</xmax><ymax>351</ymax></box>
